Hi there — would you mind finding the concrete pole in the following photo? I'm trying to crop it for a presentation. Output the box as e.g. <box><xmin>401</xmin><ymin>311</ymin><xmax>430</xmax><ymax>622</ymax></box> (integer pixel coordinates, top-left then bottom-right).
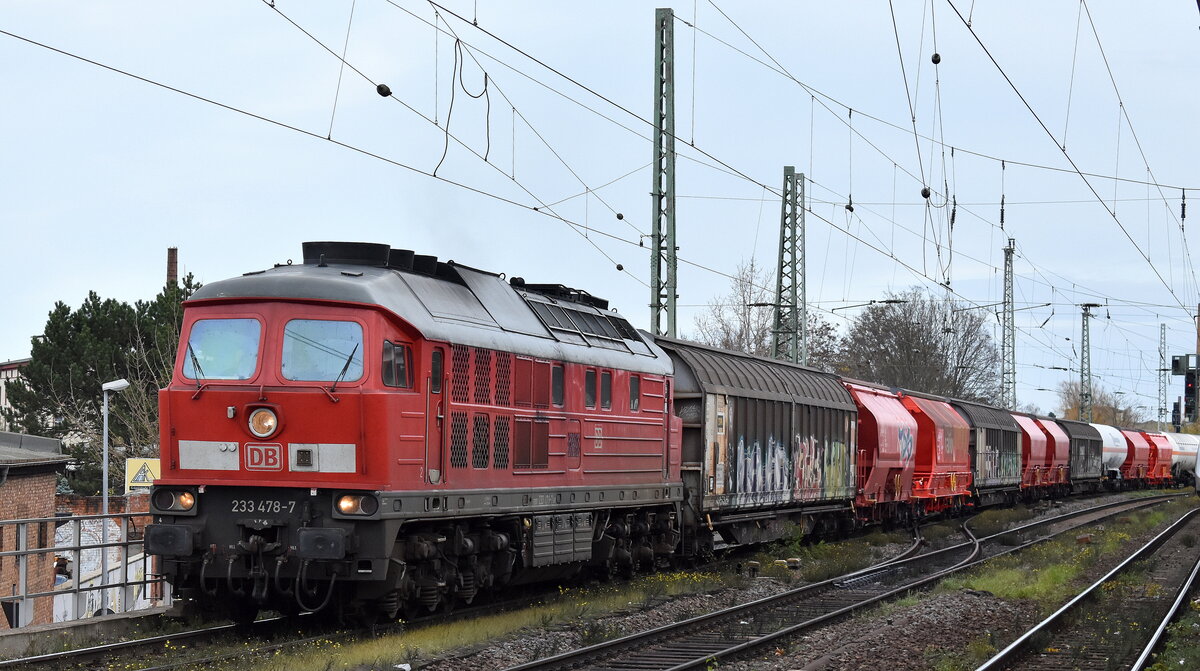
<box><xmin>101</xmin><ymin>389</ymin><xmax>110</xmax><ymax>615</ymax></box>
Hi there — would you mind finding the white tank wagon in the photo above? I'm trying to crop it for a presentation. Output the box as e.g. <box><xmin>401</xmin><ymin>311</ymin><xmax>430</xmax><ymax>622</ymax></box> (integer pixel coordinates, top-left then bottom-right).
<box><xmin>1163</xmin><ymin>432</ymin><xmax>1198</xmax><ymax>486</ymax></box>
<box><xmin>1091</xmin><ymin>423</ymin><xmax>1128</xmax><ymax>479</ymax></box>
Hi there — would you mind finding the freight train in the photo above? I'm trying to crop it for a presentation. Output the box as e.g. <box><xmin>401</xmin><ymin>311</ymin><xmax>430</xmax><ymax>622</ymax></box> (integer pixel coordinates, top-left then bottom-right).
<box><xmin>144</xmin><ymin>242</ymin><xmax>1192</xmax><ymax>623</ymax></box>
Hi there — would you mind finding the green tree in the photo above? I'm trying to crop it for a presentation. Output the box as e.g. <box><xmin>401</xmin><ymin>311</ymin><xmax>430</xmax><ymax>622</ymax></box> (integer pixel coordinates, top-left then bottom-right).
<box><xmin>3</xmin><ymin>276</ymin><xmax>200</xmax><ymax>495</ymax></box>
<box><xmin>837</xmin><ymin>288</ymin><xmax>1001</xmax><ymax>404</ymax></box>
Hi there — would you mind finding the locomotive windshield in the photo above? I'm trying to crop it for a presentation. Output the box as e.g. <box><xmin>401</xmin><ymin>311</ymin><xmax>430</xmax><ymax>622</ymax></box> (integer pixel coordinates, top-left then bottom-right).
<box><xmin>281</xmin><ymin>319</ymin><xmax>364</xmax><ymax>382</ymax></box>
<box><xmin>183</xmin><ymin>318</ymin><xmax>262</xmax><ymax>380</ymax></box>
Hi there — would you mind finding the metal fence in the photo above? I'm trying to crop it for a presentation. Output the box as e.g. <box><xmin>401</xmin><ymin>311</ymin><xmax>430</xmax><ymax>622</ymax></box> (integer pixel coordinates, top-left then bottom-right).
<box><xmin>0</xmin><ymin>511</ymin><xmax>170</xmax><ymax>628</ymax></box>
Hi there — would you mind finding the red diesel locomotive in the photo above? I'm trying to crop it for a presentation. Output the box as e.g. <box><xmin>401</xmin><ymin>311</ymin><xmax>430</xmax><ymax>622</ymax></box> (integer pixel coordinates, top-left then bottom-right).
<box><xmin>146</xmin><ymin>242</ymin><xmax>683</xmax><ymax>621</ymax></box>
<box><xmin>145</xmin><ymin>241</ymin><xmax>1176</xmax><ymax>622</ymax></box>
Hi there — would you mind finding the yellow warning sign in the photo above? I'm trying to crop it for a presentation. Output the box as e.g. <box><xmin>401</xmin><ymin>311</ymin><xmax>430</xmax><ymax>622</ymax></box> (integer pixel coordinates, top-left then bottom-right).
<box><xmin>125</xmin><ymin>458</ymin><xmax>160</xmax><ymax>493</ymax></box>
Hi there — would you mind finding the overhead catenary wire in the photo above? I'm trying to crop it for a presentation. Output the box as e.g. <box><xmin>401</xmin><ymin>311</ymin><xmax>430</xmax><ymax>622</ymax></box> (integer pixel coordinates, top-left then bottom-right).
<box><xmin>680</xmin><ymin>10</ymin><xmax>1200</xmax><ymax>192</ymax></box>
<box><xmin>945</xmin><ymin>0</ymin><xmax>1190</xmax><ymax>315</ymax></box>
<box><xmin>8</xmin><ymin>5</ymin><xmax>1185</xmax><ymax>404</ymax></box>
<box><xmin>326</xmin><ymin>0</ymin><xmax>357</xmax><ymax>139</ymax></box>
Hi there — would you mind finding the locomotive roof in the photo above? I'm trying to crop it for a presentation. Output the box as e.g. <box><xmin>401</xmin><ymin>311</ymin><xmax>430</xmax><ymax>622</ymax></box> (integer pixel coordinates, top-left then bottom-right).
<box><xmin>654</xmin><ymin>336</ymin><xmax>856</xmax><ymax>411</ymax></box>
<box><xmin>188</xmin><ymin>244</ymin><xmax>673</xmax><ymax>376</ymax></box>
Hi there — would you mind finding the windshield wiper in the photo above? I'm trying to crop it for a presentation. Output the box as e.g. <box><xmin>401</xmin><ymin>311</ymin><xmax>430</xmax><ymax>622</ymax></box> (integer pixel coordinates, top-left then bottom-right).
<box><xmin>187</xmin><ymin>342</ymin><xmax>206</xmax><ymax>390</ymax></box>
<box><xmin>329</xmin><ymin>342</ymin><xmax>360</xmax><ymax>395</ymax></box>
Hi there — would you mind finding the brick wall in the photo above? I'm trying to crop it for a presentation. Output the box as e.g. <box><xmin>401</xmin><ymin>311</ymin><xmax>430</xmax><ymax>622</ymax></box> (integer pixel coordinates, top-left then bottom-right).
<box><xmin>56</xmin><ymin>492</ymin><xmax>150</xmax><ymax>516</ymax></box>
<box><xmin>0</xmin><ymin>471</ymin><xmax>60</xmax><ymax>628</ymax></box>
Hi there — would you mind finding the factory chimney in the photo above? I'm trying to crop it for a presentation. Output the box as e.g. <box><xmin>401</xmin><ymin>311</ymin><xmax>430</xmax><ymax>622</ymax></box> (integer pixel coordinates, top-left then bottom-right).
<box><xmin>167</xmin><ymin>247</ymin><xmax>178</xmax><ymax>286</ymax></box>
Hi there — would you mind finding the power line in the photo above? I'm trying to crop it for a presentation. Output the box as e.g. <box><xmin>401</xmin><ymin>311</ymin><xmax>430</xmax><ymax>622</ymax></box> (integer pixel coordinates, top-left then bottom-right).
<box><xmin>945</xmin><ymin>0</ymin><xmax>1188</xmax><ymax>316</ymax></box>
<box><xmin>680</xmin><ymin>8</ymin><xmax>1200</xmax><ymax>192</ymax></box>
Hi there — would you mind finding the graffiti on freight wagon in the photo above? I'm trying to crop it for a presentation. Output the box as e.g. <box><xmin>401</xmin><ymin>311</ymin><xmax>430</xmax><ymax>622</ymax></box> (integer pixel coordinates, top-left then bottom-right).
<box><xmin>716</xmin><ymin>432</ymin><xmax>853</xmax><ymax>506</ymax></box>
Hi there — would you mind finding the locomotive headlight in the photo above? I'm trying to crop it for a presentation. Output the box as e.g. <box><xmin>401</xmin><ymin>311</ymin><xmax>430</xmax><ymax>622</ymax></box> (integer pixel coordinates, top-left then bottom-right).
<box><xmin>248</xmin><ymin>408</ymin><xmax>278</xmax><ymax>438</ymax></box>
<box><xmin>336</xmin><ymin>494</ymin><xmax>379</xmax><ymax>516</ymax></box>
<box><xmin>152</xmin><ymin>488</ymin><xmax>198</xmax><ymax>513</ymax></box>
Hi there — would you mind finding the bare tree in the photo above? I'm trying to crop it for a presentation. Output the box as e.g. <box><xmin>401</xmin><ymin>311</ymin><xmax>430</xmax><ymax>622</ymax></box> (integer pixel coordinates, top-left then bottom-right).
<box><xmin>838</xmin><ymin>288</ymin><xmax>1001</xmax><ymax>403</ymax></box>
<box><xmin>691</xmin><ymin>259</ymin><xmax>842</xmax><ymax>371</ymax></box>
<box><xmin>1055</xmin><ymin>381</ymin><xmax>1148</xmax><ymax>426</ymax></box>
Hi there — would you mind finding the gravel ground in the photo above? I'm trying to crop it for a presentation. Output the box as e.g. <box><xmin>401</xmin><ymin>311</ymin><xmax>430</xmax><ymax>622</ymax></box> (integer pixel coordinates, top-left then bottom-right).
<box><xmin>412</xmin><ymin>492</ymin><xmax>1187</xmax><ymax>671</ymax></box>
<box><xmin>418</xmin><ymin>578</ymin><xmax>792</xmax><ymax>671</ymax></box>
<box><xmin>718</xmin><ymin>591</ymin><xmax>1039</xmax><ymax>671</ymax></box>
<box><xmin>724</xmin><ymin>495</ymin><xmax>1193</xmax><ymax>671</ymax></box>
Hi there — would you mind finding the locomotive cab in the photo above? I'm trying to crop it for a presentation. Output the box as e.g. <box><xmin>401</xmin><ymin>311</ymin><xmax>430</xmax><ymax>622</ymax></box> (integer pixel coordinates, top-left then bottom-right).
<box><xmin>147</xmin><ymin>298</ymin><xmax>424</xmax><ymax>619</ymax></box>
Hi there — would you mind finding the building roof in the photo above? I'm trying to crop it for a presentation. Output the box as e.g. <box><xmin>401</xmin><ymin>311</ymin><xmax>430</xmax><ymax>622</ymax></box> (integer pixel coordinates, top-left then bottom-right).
<box><xmin>0</xmin><ymin>431</ymin><xmax>69</xmax><ymax>468</ymax></box>
<box><xmin>0</xmin><ymin>358</ymin><xmax>31</xmax><ymax>372</ymax></box>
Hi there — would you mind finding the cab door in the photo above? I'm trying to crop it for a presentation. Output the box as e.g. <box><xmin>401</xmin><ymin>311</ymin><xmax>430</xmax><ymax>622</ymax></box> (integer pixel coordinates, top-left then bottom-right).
<box><xmin>425</xmin><ymin>347</ymin><xmax>446</xmax><ymax>484</ymax></box>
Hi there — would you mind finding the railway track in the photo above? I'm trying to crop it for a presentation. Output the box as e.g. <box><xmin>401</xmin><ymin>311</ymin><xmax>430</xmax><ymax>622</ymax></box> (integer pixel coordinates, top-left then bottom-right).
<box><xmin>499</xmin><ymin>494</ymin><xmax>1178</xmax><ymax>671</ymax></box>
<box><xmin>0</xmin><ymin>523</ymin><xmax>930</xmax><ymax>670</ymax></box>
<box><xmin>2</xmin><ymin>495</ymin><xmax>1175</xmax><ymax>671</ymax></box>
<box><xmin>977</xmin><ymin>506</ymin><xmax>1200</xmax><ymax>671</ymax></box>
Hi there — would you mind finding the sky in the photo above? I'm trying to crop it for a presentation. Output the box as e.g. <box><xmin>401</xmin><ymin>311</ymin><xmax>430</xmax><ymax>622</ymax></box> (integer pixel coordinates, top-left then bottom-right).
<box><xmin>2</xmin><ymin>1</ymin><xmax>1199</xmax><ymax>419</ymax></box>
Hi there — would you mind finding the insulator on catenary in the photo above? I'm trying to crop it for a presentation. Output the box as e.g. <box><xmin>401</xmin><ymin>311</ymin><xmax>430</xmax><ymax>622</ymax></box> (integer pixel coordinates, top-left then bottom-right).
<box><xmin>1000</xmin><ymin>195</ymin><xmax>1006</xmax><ymax>227</ymax></box>
<box><xmin>1182</xmin><ymin>190</ymin><xmax>1187</xmax><ymax>223</ymax></box>
<box><xmin>950</xmin><ymin>197</ymin><xmax>957</xmax><ymax>227</ymax></box>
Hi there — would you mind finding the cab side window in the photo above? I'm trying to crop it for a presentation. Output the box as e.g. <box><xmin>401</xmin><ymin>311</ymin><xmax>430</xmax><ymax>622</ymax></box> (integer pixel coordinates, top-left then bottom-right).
<box><xmin>585</xmin><ymin>369</ymin><xmax>597</xmax><ymax>408</ymax></box>
<box><xmin>382</xmin><ymin>341</ymin><xmax>412</xmax><ymax>388</ymax></box>
<box><xmin>552</xmin><ymin>364</ymin><xmax>564</xmax><ymax>406</ymax></box>
<box><xmin>430</xmin><ymin>349</ymin><xmax>443</xmax><ymax>393</ymax></box>
<box><xmin>600</xmin><ymin>371</ymin><xmax>612</xmax><ymax>409</ymax></box>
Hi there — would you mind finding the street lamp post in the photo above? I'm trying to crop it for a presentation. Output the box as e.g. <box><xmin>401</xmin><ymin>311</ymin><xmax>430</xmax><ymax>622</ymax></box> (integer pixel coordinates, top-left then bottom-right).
<box><xmin>100</xmin><ymin>378</ymin><xmax>130</xmax><ymax>615</ymax></box>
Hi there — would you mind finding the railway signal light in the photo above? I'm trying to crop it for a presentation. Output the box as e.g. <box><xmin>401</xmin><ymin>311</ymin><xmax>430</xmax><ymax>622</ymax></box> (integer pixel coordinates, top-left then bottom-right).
<box><xmin>1186</xmin><ymin>370</ymin><xmax>1197</xmax><ymax>423</ymax></box>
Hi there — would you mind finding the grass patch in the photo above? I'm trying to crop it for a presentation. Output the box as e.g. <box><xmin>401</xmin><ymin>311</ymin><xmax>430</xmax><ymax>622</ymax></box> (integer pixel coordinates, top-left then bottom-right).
<box><xmin>939</xmin><ymin>498</ymin><xmax>1193</xmax><ymax>614</ymax></box>
<box><xmin>224</xmin><ymin>571</ymin><xmax>728</xmax><ymax>671</ymax></box>
<box><xmin>923</xmin><ymin>635</ymin><xmax>999</xmax><ymax>671</ymax></box>
<box><xmin>969</xmin><ymin>505</ymin><xmax>1033</xmax><ymax>538</ymax></box>
<box><xmin>1146</xmin><ymin>601</ymin><xmax>1200</xmax><ymax>671</ymax></box>
<box><xmin>756</xmin><ymin>526</ymin><xmax>912</xmax><ymax>583</ymax></box>
<box><xmin>921</xmin><ymin>523</ymin><xmax>959</xmax><ymax>542</ymax></box>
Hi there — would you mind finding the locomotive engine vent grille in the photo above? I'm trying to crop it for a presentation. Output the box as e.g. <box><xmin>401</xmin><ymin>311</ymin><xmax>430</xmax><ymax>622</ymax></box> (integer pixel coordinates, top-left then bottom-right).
<box><xmin>450</xmin><ymin>412</ymin><xmax>469</xmax><ymax>469</ymax></box>
<box><xmin>472</xmin><ymin>414</ymin><xmax>491</xmax><ymax>469</ymax></box>
<box><xmin>495</xmin><ymin>352</ymin><xmax>512</xmax><ymax>407</ymax></box>
<box><xmin>474</xmin><ymin>349</ymin><xmax>492</xmax><ymax>405</ymax></box>
<box><xmin>451</xmin><ymin>344</ymin><xmax>470</xmax><ymax>404</ymax></box>
<box><xmin>493</xmin><ymin>416</ymin><xmax>510</xmax><ymax>469</ymax></box>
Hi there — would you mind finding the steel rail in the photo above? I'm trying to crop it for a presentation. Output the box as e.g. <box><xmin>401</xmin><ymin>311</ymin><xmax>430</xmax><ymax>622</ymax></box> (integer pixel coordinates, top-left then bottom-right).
<box><xmin>1131</xmin><ymin>549</ymin><xmax>1200</xmax><ymax>670</ymax></box>
<box><xmin>668</xmin><ymin>497</ymin><xmax>1178</xmax><ymax>671</ymax></box>
<box><xmin>975</xmin><ymin>506</ymin><xmax>1200</xmax><ymax>671</ymax></box>
<box><xmin>0</xmin><ymin>619</ymin><xmax>253</xmax><ymax>669</ymax></box>
<box><xmin>500</xmin><ymin>494</ymin><xmax>1176</xmax><ymax>671</ymax></box>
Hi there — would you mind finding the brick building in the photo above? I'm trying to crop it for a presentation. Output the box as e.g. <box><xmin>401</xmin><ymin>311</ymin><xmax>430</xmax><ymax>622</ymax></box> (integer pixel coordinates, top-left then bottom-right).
<box><xmin>0</xmin><ymin>359</ymin><xmax>30</xmax><ymax>432</ymax></box>
<box><xmin>0</xmin><ymin>431</ymin><xmax>69</xmax><ymax>629</ymax></box>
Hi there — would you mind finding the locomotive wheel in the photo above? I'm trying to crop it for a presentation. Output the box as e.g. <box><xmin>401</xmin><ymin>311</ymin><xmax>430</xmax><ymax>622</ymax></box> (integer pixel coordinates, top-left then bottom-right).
<box><xmin>227</xmin><ymin>599</ymin><xmax>259</xmax><ymax>630</ymax></box>
<box><xmin>593</xmin><ymin>559</ymin><xmax>619</xmax><ymax>582</ymax></box>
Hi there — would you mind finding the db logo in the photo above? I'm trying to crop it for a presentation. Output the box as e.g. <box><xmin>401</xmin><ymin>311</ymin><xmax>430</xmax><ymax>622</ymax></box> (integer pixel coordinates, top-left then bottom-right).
<box><xmin>245</xmin><ymin>443</ymin><xmax>283</xmax><ymax>471</ymax></box>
